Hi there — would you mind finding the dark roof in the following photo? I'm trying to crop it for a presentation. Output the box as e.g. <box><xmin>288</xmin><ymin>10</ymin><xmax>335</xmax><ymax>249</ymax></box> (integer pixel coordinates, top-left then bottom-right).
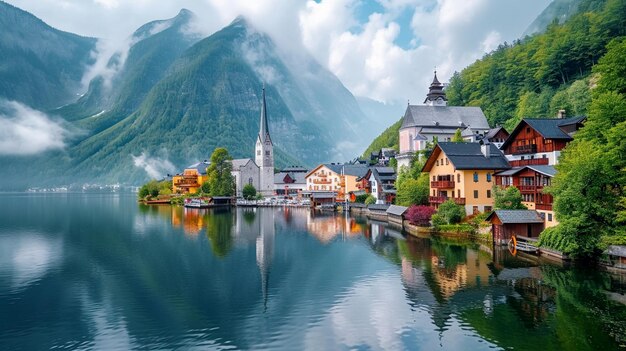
<box><xmin>281</xmin><ymin>166</ymin><xmax>308</xmax><ymax>173</ymax></box>
<box><xmin>368</xmin><ymin>204</ymin><xmax>390</xmax><ymax>211</ymax></box>
<box><xmin>423</xmin><ymin>142</ymin><xmax>510</xmax><ymax>171</ymax></box>
<box><xmin>231</xmin><ymin>158</ymin><xmax>255</xmax><ymax>169</ymax></box>
<box><xmin>526</xmin><ymin>165</ymin><xmax>557</xmax><ymax>177</ymax></box>
<box><xmin>484</xmin><ymin>126</ymin><xmax>508</xmax><ymax>140</ymax></box>
<box><xmin>311</xmin><ymin>192</ymin><xmax>336</xmax><ymax>199</ymax></box>
<box><xmin>495</xmin><ymin>165</ymin><xmax>556</xmax><ymax>178</ymax></box>
<box><xmin>486</xmin><ymin>210</ymin><xmax>544</xmax><ymax>224</ymax></box>
<box><xmin>424</xmin><ymin>71</ymin><xmax>447</xmax><ymax>103</ymax></box>
<box><xmin>386</xmin><ymin>205</ymin><xmax>408</xmax><ymax>216</ymax></box>
<box><xmin>501</xmin><ymin>117</ymin><xmax>586</xmax><ymax>149</ymax></box>
<box><xmin>343</xmin><ymin>164</ymin><xmax>369</xmax><ymax>178</ymax></box>
<box><xmin>401</xmin><ymin>105</ymin><xmax>490</xmax><ymax>130</ymax></box>
<box><xmin>351</xmin><ymin>203</ymin><xmax>367</xmax><ymax>208</ymax></box>
<box><xmin>274</xmin><ymin>171</ymin><xmax>306</xmax><ymax>184</ymax></box>
<box><xmin>185</xmin><ymin>161</ymin><xmax>210</xmax><ymax>175</ymax></box>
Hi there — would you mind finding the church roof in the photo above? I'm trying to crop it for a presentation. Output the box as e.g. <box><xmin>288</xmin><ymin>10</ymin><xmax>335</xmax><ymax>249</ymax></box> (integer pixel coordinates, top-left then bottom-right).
<box><xmin>424</xmin><ymin>71</ymin><xmax>447</xmax><ymax>103</ymax></box>
<box><xmin>401</xmin><ymin>105</ymin><xmax>490</xmax><ymax>130</ymax></box>
<box><xmin>258</xmin><ymin>87</ymin><xmax>272</xmax><ymax>144</ymax></box>
<box><xmin>231</xmin><ymin>158</ymin><xmax>256</xmax><ymax>170</ymax></box>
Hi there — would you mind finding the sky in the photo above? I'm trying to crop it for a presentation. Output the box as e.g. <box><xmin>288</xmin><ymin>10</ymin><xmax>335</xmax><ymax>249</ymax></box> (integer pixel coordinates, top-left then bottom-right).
<box><xmin>8</xmin><ymin>0</ymin><xmax>551</xmax><ymax>105</ymax></box>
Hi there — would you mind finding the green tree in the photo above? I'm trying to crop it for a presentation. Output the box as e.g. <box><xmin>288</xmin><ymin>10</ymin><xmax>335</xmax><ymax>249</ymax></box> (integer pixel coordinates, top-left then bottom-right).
<box><xmin>206</xmin><ymin>148</ymin><xmax>235</xmax><ymax>197</ymax></box>
<box><xmin>436</xmin><ymin>200</ymin><xmax>466</xmax><ymax>224</ymax></box>
<box><xmin>242</xmin><ymin>183</ymin><xmax>257</xmax><ymax>200</ymax></box>
<box><xmin>364</xmin><ymin>194</ymin><xmax>376</xmax><ymax>205</ymax></box>
<box><xmin>493</xmin><ymin>185</ymin><xmax>527</xmax><ymax>210</ymax></box>
<box><xmin>451</xmin><ymin>128</ymin><xmax>464</xmax><ymax>142</ymax></box>
<box><xmin>201</xmin><ymin>181</ymin><xmax>211</xmax><ymax>194</ymax></box>
<box><xmin>396</xmin><ymin>175</ymin><xmax>429</xmax><ymax>206</ymax></box>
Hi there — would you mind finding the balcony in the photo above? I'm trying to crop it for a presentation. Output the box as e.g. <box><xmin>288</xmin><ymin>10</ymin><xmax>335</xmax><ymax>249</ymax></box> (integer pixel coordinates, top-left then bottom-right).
<box><xmin>536</xmin><ymin>203</ymin><xmax>553</xmax><ymax>211</ymax></box>
<box><xmin>429</xmin><ymin>196</ymin><xmax>466</xmax><ymax>205</ymax></box>
<box><xmin>513</xmin><ymin>144</ymin><xmax>537</xmax><ymax>155</ymax></box>
<box><xmin>509</xmin><ymin>158</ymin><xmax>549</xmax><ymax>167</ymax></box>
<box><xmin>312</xmin><ymin>179</ymin><xmax>331</xmax><ymax>184</ymax></box>
<box><xmin>519</xmin><ymin>185</ymin><xmax>536</xmax><ymax>192</ymax></box>
<box><xmin>175</xmin><ymin>180</ymin><xmax>199</xmax><ymax>187</ymax></box>
<box><xmin>431</xmin><ymin>180</ymin><xmax>455</xmax><ymax>189</ymax></box>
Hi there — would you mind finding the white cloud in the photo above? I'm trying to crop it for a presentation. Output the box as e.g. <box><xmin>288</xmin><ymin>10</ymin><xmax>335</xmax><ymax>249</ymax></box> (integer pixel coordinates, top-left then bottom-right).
<box><xmin>131</xmin><ymin>152</ymin><xmax>175</xmax><ymax>179</ymax></box>
<box><xmin>0</xmin><ymin>100</ymin><xmax>72</xmax><ymax>155</ymax></box>
<box><xmin>7</xmin><ymin>0</ymin><xmax>551</xmax><ymax>106</ymax></box>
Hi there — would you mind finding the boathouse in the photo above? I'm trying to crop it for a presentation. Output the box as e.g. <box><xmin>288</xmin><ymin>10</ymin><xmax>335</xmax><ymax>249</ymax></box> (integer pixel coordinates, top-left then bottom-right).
<box><xmin>486</xmin><ymin>210</ymin><xmax>544</xmax><ymax>245</ymax></box>
<box><xmin>367</xmin><ymin>203</ymin><xmax>390</xmax><ymax>221</ymax></box>
<box><xmin>386</xmin><ymin>205</ymin><xmax>408</xmax><ymax>226</ymax></box>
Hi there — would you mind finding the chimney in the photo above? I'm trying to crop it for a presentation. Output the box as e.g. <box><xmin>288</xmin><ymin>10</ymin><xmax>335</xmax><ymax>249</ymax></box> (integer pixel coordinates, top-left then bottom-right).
<box><xmin>557</xmin><ymin>110</ymin><xmax>566</xmax><ymax>119</ymax></box>
<box><xmin>481</xmin><ymin>142</ymin><xmax>491</xmax><ymax>159</ymax></box>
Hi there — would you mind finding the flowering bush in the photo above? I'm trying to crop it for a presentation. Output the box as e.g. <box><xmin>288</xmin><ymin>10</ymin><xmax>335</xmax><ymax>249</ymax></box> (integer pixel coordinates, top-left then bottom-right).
<box><xmin>406</xmin><ymin>205</ymin><xmax>436</xmax><ymax>226</ymax></box>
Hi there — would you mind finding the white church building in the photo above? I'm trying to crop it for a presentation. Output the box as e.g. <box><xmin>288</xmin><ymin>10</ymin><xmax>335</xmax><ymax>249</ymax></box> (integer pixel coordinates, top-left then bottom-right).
<box><xmin>396</xmin><ymin>72</ymin><xmax>491</xmax><ymax>169</ymax></box>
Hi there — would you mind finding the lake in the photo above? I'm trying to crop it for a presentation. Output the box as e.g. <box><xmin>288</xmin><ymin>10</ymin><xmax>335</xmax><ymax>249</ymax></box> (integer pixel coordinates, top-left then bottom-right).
<box><xmin>0</xmin><ymin>193</ymin><xmax>625</xmax><ymax>350</ymax></box>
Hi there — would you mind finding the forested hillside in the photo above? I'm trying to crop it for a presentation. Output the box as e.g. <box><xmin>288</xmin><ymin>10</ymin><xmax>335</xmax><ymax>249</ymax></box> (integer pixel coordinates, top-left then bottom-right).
<box><xmin>363</xmin><ymin>0</ymin><xmax>626</xmax><ymax>156</ymax></box>
<box><xmin>361</xmin><ymin>119</ymin><xmax>401</xmax><ymax>158</ymax></box>
<box><xmin>446</xmin><ymin>0</ymin><xmax>626</xmax><ymax>131</ymax></box>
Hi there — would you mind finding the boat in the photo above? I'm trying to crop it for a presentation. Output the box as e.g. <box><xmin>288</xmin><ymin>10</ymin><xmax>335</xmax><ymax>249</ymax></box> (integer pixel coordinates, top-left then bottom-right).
<box><xmin>184</xmin><ymin>198</ymin><xmax>211</xmax><ymax>208</ymax></box>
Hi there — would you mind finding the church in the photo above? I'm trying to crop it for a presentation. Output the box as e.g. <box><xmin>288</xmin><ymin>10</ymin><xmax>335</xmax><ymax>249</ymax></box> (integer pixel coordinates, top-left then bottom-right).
<box><xmin>172</xmin><ymin>87</ymin><xmax>275</xmax><ymax>197</ymax></box>
<box><xmin>230</xmin><ymin>86</ymin><xmax>275</xmax><ymax>197</ymax></box>
<box><xmin>396</xmin><ymin>72</ymin><xmax>491</xmax><ymax>169</ymax></box>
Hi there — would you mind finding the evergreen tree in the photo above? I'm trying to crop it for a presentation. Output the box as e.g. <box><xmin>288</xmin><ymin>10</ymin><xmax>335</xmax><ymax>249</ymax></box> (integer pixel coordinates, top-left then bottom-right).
<box><xmin>451</xmin><ymin>128</ymin><xmax>464</xmax><ymax>142</ymax></box>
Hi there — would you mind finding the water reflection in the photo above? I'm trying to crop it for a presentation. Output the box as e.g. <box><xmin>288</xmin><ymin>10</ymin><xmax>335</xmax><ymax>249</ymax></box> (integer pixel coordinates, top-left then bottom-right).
<box><xmin>0</xmin><ymin>194</ymin><xmax>625</xmax><ymax>350</ymax></box>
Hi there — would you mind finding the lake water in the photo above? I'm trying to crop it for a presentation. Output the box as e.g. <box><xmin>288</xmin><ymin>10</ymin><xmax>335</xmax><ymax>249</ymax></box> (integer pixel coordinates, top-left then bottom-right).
<box><xmin>0</xmin><ymin>193</ymin><xmax>625</xmax><ymax>350</ymax></box>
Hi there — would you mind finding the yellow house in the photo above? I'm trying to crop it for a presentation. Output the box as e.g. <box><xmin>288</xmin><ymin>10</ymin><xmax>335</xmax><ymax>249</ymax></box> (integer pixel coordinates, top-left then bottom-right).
<box><xmin>305</xmin><ymin>163</ymin><xmax>369</xmax><ymax>201</ymax></box>
<box><xmin>172</xmin><ymin>161</ymin><xmax>209</xmax><ymax>194</ymax></box>
<box><xmin>422</xmin><ymin>142</ymin><xmax>511</xmax><ymax>215</ymax></box>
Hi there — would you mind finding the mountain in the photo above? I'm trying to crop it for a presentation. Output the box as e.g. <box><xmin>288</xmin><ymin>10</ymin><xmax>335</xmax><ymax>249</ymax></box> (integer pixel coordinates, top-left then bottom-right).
<box><xmin>523</xmin><ymin>0</ymin><xmax>607</xmax><ymax>37</ymax></box>
<box><xmin>0</xmin><ymin>1</ymin><xmax>96</xmax><ymax>109</ymax></box>
<box><xmin>0</xmin><ymin>7</ymin><xmax>374</xmax><ymax>189</ymax></box>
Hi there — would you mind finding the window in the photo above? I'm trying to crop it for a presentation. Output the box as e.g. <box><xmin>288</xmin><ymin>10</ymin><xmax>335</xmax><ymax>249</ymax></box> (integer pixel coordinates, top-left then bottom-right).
<box><xmin>257</xmin><ymin>150</ymin><xmax>261</xmax><ymax>156</ymax></box>
<box><xmin>265</xmin><ymin>151</ymin><xmax>270</xmax><ymax>156</ymax></box>
<box><xmin>458</xmin><ymin>189</ymin><xmax>461</xmax><ymax>198</ymax></box>
<box><xmin>432</xmin><ymin>175</ymin><xmax>436</xmax><ymax>181</ymax></box>
<box><xmin>548</xmin><ymin>213</ymin><xmax>553</xmax><ymax>221</ymax></box>
<box><xmin>474</xmin><ymin>190</ymin><xmax>478</xmax><ymax>198</ymax></box>
<box><xmin>487</xmin><ymin>190</ymin><xmax>491</xmax><ymax>198</ymax></box>
<box><xmin>248</xmin><ymin>177</ymin><xmax>253</xmax><ymax>185</ymax></box>
<box><xmin>433</xmin><ymin>190</ymin><xmax>436</xmax><ymax>196</ymax></box>
<box><xmin>436</xmin><ymin>160</ymin><xmax>439</xmax><ymax>166</ymax></box>
<box><xmin>473</xmin><ymin>172</ymin><xmax>478</xmax><ymax>182</ymax></box>
<box><xmin>526</xmin><ymin>127</ymin><xmax>530</xmax><ymax>133</ymax></box>
<box><xmin>484</xmin><ymin>206</ymin><xmax>492</xmax><ymax>212</ymax></box>
<box><xmin>486</xmin><ymin>173</ymin><xmax>492</xmax><ymax>182</ymax></box>
<box><xmin>473</xmin><ymin>206</ymin><xmax>479</xmax><ymax>214</ymax></box>
<box><xmin>445</xmin><ymin>158</ymin><xmax>449</xmax><ymax>165</ymax></box>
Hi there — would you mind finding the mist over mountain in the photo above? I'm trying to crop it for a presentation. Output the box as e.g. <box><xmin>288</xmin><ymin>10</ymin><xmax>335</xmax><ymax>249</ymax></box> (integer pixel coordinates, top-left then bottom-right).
<box><xmin>0</xmin><ymin>1</ymin><xmax>96</xmax><ymax>110</ymax></box>
<box><xmin>0</xmin><ymin>5</ymin><xmax>377</xmax><ymax>189</ymax></box>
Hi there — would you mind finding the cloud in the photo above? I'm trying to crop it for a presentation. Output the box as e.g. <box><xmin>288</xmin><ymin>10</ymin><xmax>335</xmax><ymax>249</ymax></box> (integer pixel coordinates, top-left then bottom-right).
<box><xmin>131</xmin><ymin>152</ymin><xmax>175</xmax><ymax>179</ymax></box>
<box><xmin>0</xmin><ymin>100</ymin><xmax>72</xmax><ymax>155</ymax></box>
<box><xmin>7</xmin><ymin>0</ymin><xmax>551</xmax><ymax>105</ymax></box>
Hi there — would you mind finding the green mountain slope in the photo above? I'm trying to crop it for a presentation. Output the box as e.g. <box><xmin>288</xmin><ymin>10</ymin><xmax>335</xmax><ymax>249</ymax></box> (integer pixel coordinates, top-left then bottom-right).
<box><xmin>0</xmin><ymin>1</ymin><xmax>96</xmax><ymax>109</ymax></box>
<box><xmin>446</xmin><ymin>0</ymin><xmax>625</xmax><ymax>129</ymax></box>
<box><xmin>361</xmin><ymin>119</ymin><xmax>401</xmax><ymax>158</ymax></box>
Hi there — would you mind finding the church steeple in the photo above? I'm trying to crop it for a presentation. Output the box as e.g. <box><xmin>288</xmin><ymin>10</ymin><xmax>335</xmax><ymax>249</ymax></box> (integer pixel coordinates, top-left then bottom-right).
<box><xmin>258</xmin><ymin>86</ymin><xmax>272</xmax><ymax>144</ymax></box>
<box><xmin>424</xmin><ymin>70</ymin><xmax>447</xmax><ymax>106</ymax></box>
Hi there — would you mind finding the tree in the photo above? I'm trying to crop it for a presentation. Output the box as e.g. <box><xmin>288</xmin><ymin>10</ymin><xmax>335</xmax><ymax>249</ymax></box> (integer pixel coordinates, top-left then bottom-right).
<box><xmin>396</xmin><ymin>175</ymin><xmax>429</xmax><ymax>206</ymax></box>
<box><xmin>493</xmin><ymin>185</ymin><xmax>526</xmax><ymax>210</ymax></box>
<box><xmin>406</xmin><ymin>205</ymin><xmax>436</xmax><ymax>226</ymax></box>
<box><xmin>206</xmin><ymin>148</ymin><xmax>235</xmax><ymax>197</ymax></box>
<box><xmin>355</xmin><ymin>194</ymin><xmax>369</xmax><ymax>203</ymax></box>
<box><xmin>364</xmin><ymin>194</ymin><xmax>376</xmax><ymax>205</ymax></box>
<box><xmin>242</xmin><ymin>183</ymin><xmax>257</xmax><ymax>200</ymax></box>
<box><xmin>436</xmin><ymin>200</ymin><xmax>466</xmax><ymax>224</ymax></box>
<box><xmin>201</xmin><ymin>181</ymin><xmax>211</xmax><ymax>194</ymax></box>
<box><xmin>451</xmin><ymin>128</ymin><xmax>464</xmax><ymax>142</ymax></box>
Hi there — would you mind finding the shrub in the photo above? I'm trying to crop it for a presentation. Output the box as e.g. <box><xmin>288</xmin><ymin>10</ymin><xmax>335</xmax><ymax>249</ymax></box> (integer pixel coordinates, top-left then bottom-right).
<box><xmin>406</xmin><ymin>205</ymin><xmax>436</xmax><ymax>226</ymax></box>
<box><xmin>355</xmin><ymin>194</ymin><xmax>369</xmax><ymax>203</ymax></box>
<box><xmin>437</xmin><ymin>200</ymin><xmax>466</xmax><ymax>224</ymax></box>
<box><xmin>431</xmin><ymin>213</ymin><xmax>446</xmax><ymax>227</ymax></box>
<box><xmin>242</xmin><ymin>184</ymin><xmax>257</xmax><ymax>200</ymax></box>
<box><xmin>364</xmin><ymin>194</ymin><xmax>376</xmax><ymax>205</ymax></box>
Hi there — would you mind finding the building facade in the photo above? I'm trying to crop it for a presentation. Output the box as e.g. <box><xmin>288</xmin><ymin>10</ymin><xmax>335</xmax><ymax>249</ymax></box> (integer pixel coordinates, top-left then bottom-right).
<box><xmin>231</xmin><ymin>158</ymin><xmax>260</xmax><ymax>198</ymax></box>
<box><xmin>274</xmin><ymin>167</ymin><xmax>308</xmax><ymax>197</ymax></box>
<box><xmin>397</xmin><ymin>72</ymin><xmax>491</xmax><ymax>169</ymax></box>
<box><xmin>422</xmin><ymin>142</ymin><xmax>510</xmax><ymax>215</ymax></box>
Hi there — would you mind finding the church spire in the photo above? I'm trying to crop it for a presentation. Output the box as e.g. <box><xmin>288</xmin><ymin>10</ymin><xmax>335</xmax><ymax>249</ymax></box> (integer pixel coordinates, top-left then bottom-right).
<box><xmin>259</xmin><ymin>86</ymin><xmax>271</xmax><ymax>143</ymax></box>
<box><xmin>424</xmin><ymin>70</ymin><xmax>447</xmax><ymax>106</ymax></box>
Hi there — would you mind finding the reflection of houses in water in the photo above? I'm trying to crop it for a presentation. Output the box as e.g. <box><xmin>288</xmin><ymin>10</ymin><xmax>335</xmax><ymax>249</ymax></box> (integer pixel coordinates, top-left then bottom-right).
<box><xmin>305</xmin><ymin>212</ymin><xmax>364</xmax><ymax>243</ymax></box>
<box><xmin>182</xmin><ymin>208</ymin><xmax>206</xmax><ymax>236</ymax></box>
